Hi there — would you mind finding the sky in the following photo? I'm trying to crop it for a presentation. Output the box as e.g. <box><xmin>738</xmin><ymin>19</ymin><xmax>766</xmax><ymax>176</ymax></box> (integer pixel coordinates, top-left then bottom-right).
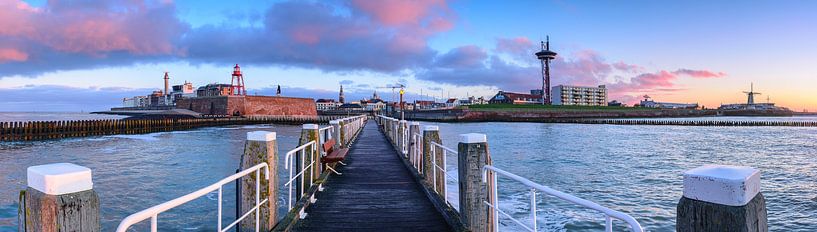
<box><xmin>1</xmin><ymin>0</ymin><xmax>816</xmax><ymax>112</ymax></box>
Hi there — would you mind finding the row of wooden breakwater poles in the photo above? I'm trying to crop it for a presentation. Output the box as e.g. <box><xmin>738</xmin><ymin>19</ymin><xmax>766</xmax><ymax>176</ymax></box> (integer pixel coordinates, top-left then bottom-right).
<box><xmin>16</xmin><ymin>115</ymin><xmax>369</xmax><ymax>232</ymax></box>
<box><xmin>376</xmin><ymin>114</ymin><xmax>770</xmax><ymax>232</ymax></box>
<box><xmin>0</xmin><ymin>115</ymin><xmax>357</xmax><ymax>142</ymax></box>
<box><xmin>569</xmin><ymin>118</ymin><xmax>817</xmax><ymax>127</ymax></box>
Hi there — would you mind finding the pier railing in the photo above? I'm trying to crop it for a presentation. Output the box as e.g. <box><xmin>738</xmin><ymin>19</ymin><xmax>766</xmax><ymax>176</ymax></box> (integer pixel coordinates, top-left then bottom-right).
<box><xmin>284</xmin><ymin>141</ymin><xmax>318</xmax><ymax>217</ymax></box>
<box><xmin>115</xmin><ymin>163</ymin><xmax>270</xmax><ymax>232</ymax></box>
<box><xmin>483</xmin><ymin>165</ymin><xmax>643</xmax><ymax>232</ymax></box>
<box><xmin>375</xmin><ymin>114</ymin><xmax>644</xmax><ymax>232</ymax></box>
<box><xmin>0</xmin><ymin>115</ymin><xmax>354</xmax><ymax>142</ymax></box>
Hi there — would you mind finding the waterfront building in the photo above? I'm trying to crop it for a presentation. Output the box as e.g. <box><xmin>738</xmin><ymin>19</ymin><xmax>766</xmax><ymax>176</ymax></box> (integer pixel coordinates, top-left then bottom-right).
<box><xmin>489</xmin><ymin>90</ymin><xmax>542</xmax><ymax>104</ymax></box>
<box><xmin>122</xmin><ymin>96</ymin><xmax>148</xmax><ymax>107</ymax></box>
<box><xmin>316</xmin><ymin>99</ymin><xmax>339</xmax><ymax>111</ymax></box>
<box><xmin>196</xmin><ymin>83</ymin><xmax>234</xmax><ymax>97</ymax></box>
<box><xmin>414</xmin><ymin>100</ymin><xmax>435</xmax><ymax>110</ymax></box>
<box><xmin>338</xmin><ymin>103</ymin><xmax>365</xmax><ymax>111</ymax></box>
<box><xmin>551</xmin><ymin>85</ymin><xmax>608</xmax><ymax>106</ymax></box>
<box><xmin>608</xmin><ymin>100</ymin><xmax>624</xmax><ymax>107</ymax></box>
<box><xmin>639</xmin><ymin>95</ymin><xmax>698</xmax><ymax>109</ymax></box>
<box><xmin>362</xmin><ymin>99</ymin><xmax>387</xmax><ymax>111</ymax></box>
<box><xmin>445</xmin><ymin>98</ymin><xmax>459</xmax><ymax>108</ymax></box>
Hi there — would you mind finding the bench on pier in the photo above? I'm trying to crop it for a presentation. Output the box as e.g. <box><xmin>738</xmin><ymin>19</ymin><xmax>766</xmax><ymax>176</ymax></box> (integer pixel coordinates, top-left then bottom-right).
<box><xmin>321</xmin><ymin>139</ymin><xmax>349</xmax><ymax>175</ymax></box>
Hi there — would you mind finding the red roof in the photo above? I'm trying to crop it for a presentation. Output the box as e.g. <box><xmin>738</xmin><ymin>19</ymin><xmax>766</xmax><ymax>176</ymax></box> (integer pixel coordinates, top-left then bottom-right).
<box><xmin>496</xmin><ymin>91</ymin><xmax>541</xmax><ymax>101</ymax></box>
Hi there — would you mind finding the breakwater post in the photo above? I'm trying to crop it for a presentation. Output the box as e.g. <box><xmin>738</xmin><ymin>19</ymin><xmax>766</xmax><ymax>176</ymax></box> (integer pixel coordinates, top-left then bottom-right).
<box><xmin>457</xmin><ymin>133</ymin><xmax>496</xmax><ymax>232</ymax></box>
<box><xmin>677</xmin><ymin>165</ymin><xmax>767</xmax><ymax>232</ymax></box>
<box><xmin>19</xmin><ymin>163</ymin><xmax>100</xmax><ymax>232</ymax></box>
<box><xmin>239</xmin><ymin>131</ymin><xmax>278</xmax><ymax>231</ymax></box>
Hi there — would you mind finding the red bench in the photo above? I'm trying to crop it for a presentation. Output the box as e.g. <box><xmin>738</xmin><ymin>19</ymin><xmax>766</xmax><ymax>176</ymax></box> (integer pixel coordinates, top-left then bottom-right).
<box><xmin>321</xmin><ymin>139</ymin><xmax>349</xmax><ymax>174</ymax></box>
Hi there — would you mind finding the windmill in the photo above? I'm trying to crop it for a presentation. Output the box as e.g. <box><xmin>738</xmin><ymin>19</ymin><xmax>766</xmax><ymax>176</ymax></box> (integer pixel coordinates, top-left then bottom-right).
<box><xmin>743</xmin><ymin>83</ymin><xmax>761</xmax><ymax>105</ymax></box>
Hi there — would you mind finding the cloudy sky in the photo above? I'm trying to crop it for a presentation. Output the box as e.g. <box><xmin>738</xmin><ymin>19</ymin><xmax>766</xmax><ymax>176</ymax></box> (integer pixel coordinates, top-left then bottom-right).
<box><xmin>1</xmin><ymin>0</ymin><xmax>816</xmax><ymax>111</ymax></box>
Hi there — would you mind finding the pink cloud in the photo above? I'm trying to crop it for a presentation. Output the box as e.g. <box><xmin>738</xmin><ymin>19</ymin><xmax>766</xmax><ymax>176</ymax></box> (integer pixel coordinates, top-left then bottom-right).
<box><xmin>350</xmin><ymin>0</ymin><xmax>448</xmax><ymax>26</ymax></box>
<box><xmin>612</xmin><ymin>61</ymin><xmax>644</xmax><ymax>73</ymax></box>
<box><xmin>494</xmin><ymin>37</ymin><xmax>534</xmax><ymax>58</ymax></box>
<box><xmin>0</xmin><ymin>48</ymin><xmax>28</xmax><ymax>63</ymax></box>
<box><xmin>0</xmin><ymin>0</ymin><xmax>184</xmax><ymax>57</ymax></box>
<box><xmin>673</xmin><ymin>69</ymin><xmax>727</xmax><ymax>78</ymax></box>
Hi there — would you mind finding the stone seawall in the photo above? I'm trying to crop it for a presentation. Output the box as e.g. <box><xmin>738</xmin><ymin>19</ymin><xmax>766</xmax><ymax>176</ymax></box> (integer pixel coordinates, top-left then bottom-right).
<box><xmin>176</xmin><ymin>95</ymin><xmax>317</xmax><ymax>116</ymax></box>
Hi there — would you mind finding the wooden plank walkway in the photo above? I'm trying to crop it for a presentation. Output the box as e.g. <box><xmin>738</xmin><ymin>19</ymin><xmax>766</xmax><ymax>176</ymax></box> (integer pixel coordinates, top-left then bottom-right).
<box><xmin>291</xmin><ymin>120</ymin><xmax>452</xmax><ymax>232</ymax></box>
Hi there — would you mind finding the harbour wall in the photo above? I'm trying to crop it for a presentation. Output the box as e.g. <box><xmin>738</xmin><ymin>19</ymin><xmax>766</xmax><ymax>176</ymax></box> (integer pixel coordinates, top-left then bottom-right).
<box><xmin>176</xmin><ymin>95</ymin><xmax>318</xmax><ymax>117</ymax></box>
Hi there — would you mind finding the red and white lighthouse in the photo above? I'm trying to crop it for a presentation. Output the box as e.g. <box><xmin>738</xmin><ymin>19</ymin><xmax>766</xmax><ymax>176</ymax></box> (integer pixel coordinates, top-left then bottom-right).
<box><xmin>231</xmin><ymin>64</ymin><xmax>246</xmax><ymax>96</ymax></box>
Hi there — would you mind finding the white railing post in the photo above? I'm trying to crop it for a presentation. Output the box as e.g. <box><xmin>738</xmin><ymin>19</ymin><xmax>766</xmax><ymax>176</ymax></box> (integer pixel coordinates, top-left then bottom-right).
<box><xmin>457</xmin><ymin>133</ymin><xmax>495</xmax><ymax>232</ymax></box>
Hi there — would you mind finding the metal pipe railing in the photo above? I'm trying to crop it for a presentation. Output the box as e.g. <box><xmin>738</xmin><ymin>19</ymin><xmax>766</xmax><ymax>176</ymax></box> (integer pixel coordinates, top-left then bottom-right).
<box><xmin>482</xmin><ymin>165</ymin><xmax>644</xmax><ymax>232</ymax></box>
<box><xmin>429</xmin><ymin>141</ymin><xmax>458</xmax><ymax>208</ymax></box>
<box><xmin>284</xmin><ymin>141</ymin><xmax>317</xmax><ymax>217</ymax></box>
<box><xmin>115</xmin><ymin>163</ymin><xmax>270</xmax><ymax>232</ymax></box>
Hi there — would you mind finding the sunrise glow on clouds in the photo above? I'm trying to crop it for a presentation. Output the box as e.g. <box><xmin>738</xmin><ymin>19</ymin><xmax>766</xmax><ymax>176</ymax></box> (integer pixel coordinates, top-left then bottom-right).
<box><xmin>0</xmin><ymin>0</ymin><xmax>815</xmax><ymax>111</ymax></box>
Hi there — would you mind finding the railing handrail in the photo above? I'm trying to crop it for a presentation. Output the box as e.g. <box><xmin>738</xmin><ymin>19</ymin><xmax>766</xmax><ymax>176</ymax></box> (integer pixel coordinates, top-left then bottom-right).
<box><xmin>429</xmin><ymin>141</ymin><xmax>458</xmax><ymax>155</ymax></box>
<box><xmin>483</xmin><ymin>165</ymin><xmax>643</xmax><ymax>232</ymax></box>
<box><xmin>116</xmin><ymin>163</ymin><xmax>270</xmax><ymax>232</ymax></box>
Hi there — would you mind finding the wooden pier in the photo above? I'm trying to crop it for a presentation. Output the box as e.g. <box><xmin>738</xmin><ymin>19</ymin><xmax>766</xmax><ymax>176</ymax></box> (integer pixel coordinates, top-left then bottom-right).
<box><xmin>291</xmin><ymin>120</ymin><xmax>453</xmax><ymax>231</ymax></box>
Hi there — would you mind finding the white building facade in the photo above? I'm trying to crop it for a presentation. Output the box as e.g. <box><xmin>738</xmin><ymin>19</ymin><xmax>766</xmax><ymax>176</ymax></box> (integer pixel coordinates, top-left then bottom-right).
<box><xmin>552</xmin><ymin>85</ymin><xmax>608</xmax><ymax>106</ymax></box>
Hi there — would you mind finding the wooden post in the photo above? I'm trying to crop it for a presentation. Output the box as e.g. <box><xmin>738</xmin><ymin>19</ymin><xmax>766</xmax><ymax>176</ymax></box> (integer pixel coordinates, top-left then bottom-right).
<box><xmin>239</xmin><ymin>131</ymin><xmax>278</xmax><ymax>231</ymax></box>
<box><xmin>398</xmin><ymin>120</ymin><xmax>407</xmax><ymax>157</ymax></box>
<box><xmin>677</xmin><ymin>165</ymin><xmax>767</xmax><ymax>232</ymax></box>
<box><xmin>457</xmin><ymin>133</ymin><xmax>496</xmax><ymax>232</ymax></box>
<box><xmin>408</xmin><ymin>122</ymin><xmax>420</xmax><ymax>167</ymax></box>
<box><xmin>19</xmin><ymin>163</ymin><xmax>100</xmax><ymax>232</ymax></box>
<box><xmin>298</xmin><ymin>124</ymin><xmax>320</xmax><ymax>196</ymax></box>
<box><xmin>422</xmin><ymin>126</ymin><xmax>441</xmax><ymax>188</ymax></box>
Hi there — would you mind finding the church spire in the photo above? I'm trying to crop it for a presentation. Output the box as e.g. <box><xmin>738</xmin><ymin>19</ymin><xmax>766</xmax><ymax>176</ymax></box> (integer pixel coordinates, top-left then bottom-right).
<box><xmin>339</xmin><ymin>85</ymin><xmax>345</xmax><ymax>103</ymax></box>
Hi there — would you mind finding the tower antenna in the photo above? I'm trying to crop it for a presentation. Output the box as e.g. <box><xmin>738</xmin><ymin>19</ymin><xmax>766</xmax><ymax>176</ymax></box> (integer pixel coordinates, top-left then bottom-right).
<box><xmin>535</xmin><ymin>35</ymin><xmax>557</xmax><ymax>105</ymax></box>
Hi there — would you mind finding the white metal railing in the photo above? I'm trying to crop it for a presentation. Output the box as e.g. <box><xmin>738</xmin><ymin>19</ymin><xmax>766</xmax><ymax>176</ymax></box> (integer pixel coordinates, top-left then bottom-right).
<box><xmin>430</xmin><ymin>141</ymin><xmax>459</xmax><ymax>209</ymax></box>
<box><xmin>284</xmin><ymin>141</ymin><xmax>318</xmax><ymax>218</ymax></box>
<box><xmin>115</xmin><ymin>163</ymin><xmax>270</xmax><ymax>232</ymax></box>
<box><xmin>318</xmin><ymin>126</ymin><xmax>333</xmax><ymax>156</ymax></box>
<box><xmin>482</xmin><ymin>165</ymin><xmax>644</xmax><ymax>232</ymax></box>
<box><xmin>338</xmin><ymin>115</ymin><xmax>366</xmax><ymax>146</ymax></box>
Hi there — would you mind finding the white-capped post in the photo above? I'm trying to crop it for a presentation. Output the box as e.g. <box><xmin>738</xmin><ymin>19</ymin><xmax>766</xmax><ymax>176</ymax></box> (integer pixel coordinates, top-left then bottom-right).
<box><xmin>240</xmin><ymin>131</ymin><xmax>277</xmax><ymax>231</ymax></box>
<box><xmin>457</xmin><ymin>133</ymin><xmax>495</xmax><ymax>232</ymax></box>
<box><xmin>422</xmin><ymin>125</ymin><xmax>441</xmax><ymax>185</ymax></box>
<box><xmin>677</xmin><ymin>165</ymin><xmax>767</xmax><ymax>232</ymax></box>
<box><xmin>20</xmin><ymin>163</ymin><xmax>100</xmax><ymax>232</ymax></box>
<box><xmin>408</xmin><ymin>122</ymin><xmax>421</xmax><ymax>165</ymax></box>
